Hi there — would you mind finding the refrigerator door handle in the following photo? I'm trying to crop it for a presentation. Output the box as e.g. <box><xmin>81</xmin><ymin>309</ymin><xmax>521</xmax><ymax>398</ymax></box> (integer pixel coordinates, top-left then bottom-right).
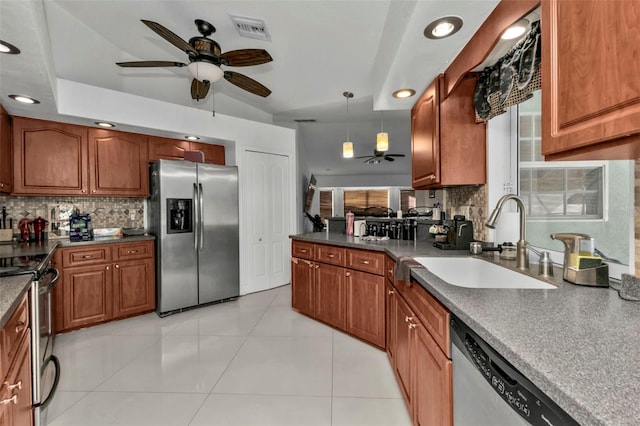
<box><xmin>193</xmin><ymin>182</ymin><xmax>199</xmax><ymax>251</ymax></box>
<box><xmin>199</xmin><ymin>183</ymin><xmax>204</xmax><ymax>251</ymax></box>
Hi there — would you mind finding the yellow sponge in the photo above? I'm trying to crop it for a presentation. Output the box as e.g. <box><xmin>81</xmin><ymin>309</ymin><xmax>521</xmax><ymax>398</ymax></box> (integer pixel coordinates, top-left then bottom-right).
<box><xmin>576</xmin><ymin>255</ymin><xmax>602</xmax><ymax>270</ymax></box>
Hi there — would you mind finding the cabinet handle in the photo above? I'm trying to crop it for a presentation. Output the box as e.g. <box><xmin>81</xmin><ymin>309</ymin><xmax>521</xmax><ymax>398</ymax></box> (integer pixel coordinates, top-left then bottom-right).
<box><xmin>7</xmin><ymin>380</ymin><xmax>22</xmax><ymax>391</ymax></box>
<box><xmin>106</xmin><ymin>266</ymin><xmax>110</xmax><ymax>271</ymax></box>
<box><xmin>405</xmin><ymin>316</ymin><xmax>413</xmax><ymax>323</ymax></box>
<box><xmin>308</xmin><ymin>263</ymin><xmax>313</xmax><ymax>268</ymax></box>
<box><xmin>388</xmin><ymin>289</ymin><xmax>394</xmax><ymax>295</ymax></box>
<box><xmin>91</xmin><ymin>189</ymin><xmax>96</xmax><ymax>193</ymax></box>
<box><xmin>346</xmin><ymin>272</ymin><xmax>351</xmax><ymax>277</ymax></box>
<box><xmin>408</xmin><ymin>323</ymin><xmax>418</xmax><ymax>329</ymax></box>
<box><xmin>80</xmin><ymin>255</ymin><xmax>93</xmax><ymax>259</ymax></box>
<box><xmin>115</xmin><ymin>264</ymin><xmax>119</xmax><ymax>269</ymax></box>
<box><xmin>0</xmin><ymin>183</ymin><xmax>4</xmax><ymax>188</ymax></box>
<box><xmin>300</xmin><ymin>249</ymin><xmax>307</xmax><ymax>253</ymax></box>
<box><xmin>127</xmin><ymin>250</ymin><xmax>138</xmax><ymax>254</ymax></box>
<box><xmin>426</xmin><ymin>173</ymin><xmax>436</xmax><ymax>181</ymax></box>
<box><xmin>0</xmin><ymin>395</ymin><xmax>17</xmax><ymax>405</ymax></box>
<box><xmin>361</xmin><ymin>260</ymin><xmax>370</xmax><ymax>265</ymax></box>
<box><xmin>315</xmin><ymin>265</ymin><xmax>320</xmax><ymax>269</ymax></box>
<box><xmin>327</xmin><ymin>254</ymin><xmax>335</xmax><ymax>258</ymax></box>
<box><xmin>15</xmin><ymin>322</ymin><xmax>26</xmax><ymax>333</ymax></box>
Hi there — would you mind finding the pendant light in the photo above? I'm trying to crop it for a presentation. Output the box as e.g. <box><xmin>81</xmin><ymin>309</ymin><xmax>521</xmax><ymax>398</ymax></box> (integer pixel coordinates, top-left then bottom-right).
<box><xmin>342</xmin><ymin>91</ymin><xmax>354</xmax><ymax>158</ymax></box>
<box><xmin>376</xmin><ymin>110</ymin><xmax>389</xmax><ymax>152</ymax></box>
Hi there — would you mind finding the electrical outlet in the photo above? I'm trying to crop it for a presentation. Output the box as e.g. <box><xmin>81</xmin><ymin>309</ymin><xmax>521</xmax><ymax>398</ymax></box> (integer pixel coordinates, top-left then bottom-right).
<box><xmin>130</xmin><ymin>213</ymin><xmax>136</xmax><ymax>221</ymax></box>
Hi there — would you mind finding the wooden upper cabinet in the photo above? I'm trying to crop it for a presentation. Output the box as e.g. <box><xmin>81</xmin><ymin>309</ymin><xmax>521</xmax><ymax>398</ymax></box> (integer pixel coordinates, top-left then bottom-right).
<box><xmin>0</xmin><ymin>105</ymin><xmax>11</xmax><ymax>194</ymax></box>
<box><xmin>411</xmin><ymin>75</ymin><xmax>486</xmax><ymax>189</ymax></box>
<box><xmin>88</xmin><ymin>128</ymin><xmax>149</xmax><ymax>196</ymax></box>
<box><xmin>542</xmin><ymin>0</ymin><xmax>640</xmax><ymax>160</ymax></box>
<box><xmin>148</xmin><ymin>136</ymin><xmax>191</xmax><ymax>162</ymax></box>
<box><xmin>190</xmin><ymin>141</ymin><xmax>225</xmax><ymax>165</ymax></box>
<box><xmin>12</xmin><ymin>116</ymin><xmax>89</xmax><ymax>195</ymax></box>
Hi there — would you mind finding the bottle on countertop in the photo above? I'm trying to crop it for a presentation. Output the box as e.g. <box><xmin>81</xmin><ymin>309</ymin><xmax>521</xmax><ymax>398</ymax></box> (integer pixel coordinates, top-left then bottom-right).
<box><xmin>346</xmin><ymin>211</ymin><xmax>355</xmax><ymax>236</ymax></box>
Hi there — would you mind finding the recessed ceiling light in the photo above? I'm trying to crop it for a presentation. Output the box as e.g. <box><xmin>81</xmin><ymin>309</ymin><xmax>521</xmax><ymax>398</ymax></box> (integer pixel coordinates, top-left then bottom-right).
<box><xmin>501</xmin><ymin>19</ymin><xmax>529</xmax><ymax>40</ymax></box>
<box><xmin>0</xmin><ymin>40</ymin><xmax>20</xmax><ymax>54</ymax></box>
<box><xmin>95</xmin><ymin>121</ymin><xmax>115</xmax><ymax>128</ymax></box>
<box><xmin>392</xmin><ymin>89</ymin><xmax>416</xmax><ymax>99</ymax></box>
<box><xmin>424</xmin><ymin>16</ymin><xmax>463</xmax><ymax>39</ymax></box>
<box><xmin>9</xmin><ymin>94</ymin><xmax>40</xmax><ymax>104</ymax></box>
<box><xmin>185</xmin><ymin>135</ymin><xmax>200</xmax><ymax>141</ymax></box>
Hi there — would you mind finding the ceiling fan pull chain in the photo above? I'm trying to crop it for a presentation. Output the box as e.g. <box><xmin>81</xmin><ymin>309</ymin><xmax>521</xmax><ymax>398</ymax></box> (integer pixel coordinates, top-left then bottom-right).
<box><xmin>212</xmin><ymin>90</ymin><xmax>216</xmax><ymax>117</ymax></box>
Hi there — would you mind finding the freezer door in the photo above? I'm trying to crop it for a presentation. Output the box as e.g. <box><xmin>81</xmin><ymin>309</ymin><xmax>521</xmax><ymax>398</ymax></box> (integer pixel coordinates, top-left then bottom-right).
<box><xmin>151</xmin><ymin>160</ymin><xmax>199</xmax><ymax>314</ymax></box>
<box><xmin>197</xmin><ymin>163</ymin><xmax>240</xmax><ymax>303</ymax></box>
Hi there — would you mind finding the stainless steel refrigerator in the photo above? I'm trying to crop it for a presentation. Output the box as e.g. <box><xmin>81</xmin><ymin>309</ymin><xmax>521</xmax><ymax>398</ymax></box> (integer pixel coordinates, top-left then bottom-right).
<box><xmin>149</xmin><ymin>159</ymin><xmax>239</xmax><ymax>316</ymax></box>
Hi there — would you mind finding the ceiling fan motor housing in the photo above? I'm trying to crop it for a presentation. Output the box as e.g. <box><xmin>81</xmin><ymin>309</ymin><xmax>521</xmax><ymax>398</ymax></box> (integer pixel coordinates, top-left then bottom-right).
<box><xmin>189</xmin><ymin>37</ymin><xmax>222</xmax><ymax>60</ymax></box>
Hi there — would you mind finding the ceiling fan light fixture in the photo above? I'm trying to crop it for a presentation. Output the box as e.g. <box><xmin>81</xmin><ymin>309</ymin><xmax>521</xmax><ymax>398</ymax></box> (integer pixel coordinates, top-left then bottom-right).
<box><xmin>501</xmin><ymin>19</ymin><xmax>529</xmax><ymax>40</ymax></box>
<box><xmin>424</xmin><ymin>16</ymin><xmax>463</xmax><ymax>40</ymax></box>
<box><xmin>187</xmin><ymin>61</ymin><xmax>223</xmax><ymax>83</ymax></box>
<box><xmin>343</xmin><ymin>142</ymin><xmax>354</xmax><ymax>159</ymax></box>
<box><xmin>392</xmin><ymin>89</ymin><xmax>415</xmax><ymax>99</ymax></box>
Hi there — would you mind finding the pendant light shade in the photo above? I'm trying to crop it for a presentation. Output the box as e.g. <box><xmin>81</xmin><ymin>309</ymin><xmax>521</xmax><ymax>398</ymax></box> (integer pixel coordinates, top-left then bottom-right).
<box><xmin>342</xmin><ymin>91</ymin><xmax>354</xmax><ymax>158</ymax></box>
<box><xmin>376</xmin><ymin>110</ymin><xmax>389</xmax><ymax>152</ymax></box>
<box><xmin>343</xmin><ymin>141</ymin><xmax>354</xmax><ymax>158</ymax></box>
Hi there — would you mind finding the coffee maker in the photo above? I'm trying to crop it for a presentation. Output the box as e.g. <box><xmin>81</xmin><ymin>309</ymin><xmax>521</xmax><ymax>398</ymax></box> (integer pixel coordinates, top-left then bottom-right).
<box><xmin>433</xmin><ymin>215</ymin><xmax>474</xmax><ymax>250</ymax></box>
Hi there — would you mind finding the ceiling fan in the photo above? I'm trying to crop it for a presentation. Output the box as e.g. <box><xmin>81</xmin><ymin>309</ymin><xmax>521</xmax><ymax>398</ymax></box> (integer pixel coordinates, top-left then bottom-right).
<box><xmin>355</xmin><ymin>149</ymin><xmax>405</xmax><ymax>164</ymax></box>
<box><xmin>116</xmin><ymin>19</ymin><xmax>272</xmax><ymax>100</ymax></box>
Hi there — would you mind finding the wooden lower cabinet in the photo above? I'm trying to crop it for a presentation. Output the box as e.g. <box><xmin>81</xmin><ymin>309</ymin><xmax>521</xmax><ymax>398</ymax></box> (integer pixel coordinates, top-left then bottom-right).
<box><xmin>3</xmin><ymin>335</ymin><xmax>33</xmax><ymax>426</ymax></box>
<box><xmin>57</xmin><ymin>241</ymin><xmax>155</xmax><ymax>332</ymax></box>
<box><xmin>412</xmin><ymin>322</ymin><xmax>453</xmax><ymax>426</ymax></box>
<box><xmin>63</xmin><ymin>263</ymin><xmax>113</xmax><ymax>330</ymax></box>
<box><xmin>393</xmin><ymin>293</ymin><xmax>414</xmax><ymax>407</ymax></box>
<box><xmin>314</xmin><ymin>263</ymin><xmax>346</xmax><ymax>330</ymax></box>
<box><xmin>346</xmin><ymin>269</ymin><xmax>385</xmax><ymax>348</ymax></box>
<box><xmin>291</xmin><ymin>257</ymin><xmax>315</xmax><ymax>317</ymax></box>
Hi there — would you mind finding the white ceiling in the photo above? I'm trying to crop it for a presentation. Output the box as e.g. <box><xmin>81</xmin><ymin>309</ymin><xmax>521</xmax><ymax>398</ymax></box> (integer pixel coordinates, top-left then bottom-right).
<box><xmin>0</xmin><ymin>0</ymin><xmax>500</xmax><ymax>178</ymax></box>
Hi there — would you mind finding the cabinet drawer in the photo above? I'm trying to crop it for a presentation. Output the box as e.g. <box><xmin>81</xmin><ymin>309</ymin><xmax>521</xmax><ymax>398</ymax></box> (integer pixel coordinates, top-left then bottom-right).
<box><xmin>399</xmin><ymin>280</ymin><xmax>450</xmax><ymax>357</ymax></box>
<box><xmin>385</xmin><ymin>256</ymin><xmax>396</xmax><ymax>284</ymax></box>
<box><xmin>292</xmin><ymin>240</ymin><xmax>315</xmax><ymax>261</ymax></box>
<box><xmin>1</xmin><ymin>295</ymin><xmax>29</xmax><ymax>378</ymax></box>
<box><xmin>62</xmin><ymin>246</ymin><xmax>111</xmax><ymax>267</ymax></box>
<box><xmin>316</xmin><ymin>244</ymin><xmax>346</xmax><ymax>266</ymax></box>
<box><xmin>347</xmin><ymin>249</ymin><xmax>385</xmax><ymax>275</ymax></box>
<box><xmin>112</xmin><ymin>241</ymin><xmax>154</xmax><ymax>261</ymax></box>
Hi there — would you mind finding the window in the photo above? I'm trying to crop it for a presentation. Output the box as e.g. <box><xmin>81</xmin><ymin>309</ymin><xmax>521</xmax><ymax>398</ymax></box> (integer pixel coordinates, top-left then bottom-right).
<box><xmin>319</xmin><ymin>190</ymin><xmax>333</xmax><ymax>219</ymax></box>
<box><xmin>343</xmin><ymin>189</ymin><xmax>389</xmax><ymax>216</ymax></box>
<box><xmin>518</xmin><ymin>108</ymin><xmax>604</xmax><ymax>220</ymax></box>
<box><xmin>400</xmin><ymin>190</ymin><xmax>416</xmax><ymax>212</ymax></box>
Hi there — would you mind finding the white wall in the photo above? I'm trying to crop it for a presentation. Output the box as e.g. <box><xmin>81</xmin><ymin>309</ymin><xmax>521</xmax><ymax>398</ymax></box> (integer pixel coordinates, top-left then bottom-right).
<box><xmin>55</xmin><ymin>79</ymin><xmax>297</xmax><ymax>294</ymax></box>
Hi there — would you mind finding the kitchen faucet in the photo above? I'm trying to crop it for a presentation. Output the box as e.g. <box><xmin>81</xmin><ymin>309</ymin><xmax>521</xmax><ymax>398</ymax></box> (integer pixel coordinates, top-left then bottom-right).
<box><xmin>485</xmin><ymin>194</ymin><xmax>529</xmax><ymax>270</ymax></box>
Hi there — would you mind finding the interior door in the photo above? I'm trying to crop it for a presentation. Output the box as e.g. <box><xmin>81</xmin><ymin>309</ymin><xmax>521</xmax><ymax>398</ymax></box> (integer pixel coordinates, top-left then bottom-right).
<box><xmin>242</xmin><ymin>150</ymin><xmax>290</xmax><ymax>294</ymax></box>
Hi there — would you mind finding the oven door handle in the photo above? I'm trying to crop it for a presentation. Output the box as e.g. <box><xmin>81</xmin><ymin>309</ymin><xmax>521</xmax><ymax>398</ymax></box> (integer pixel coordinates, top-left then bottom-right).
<box><xmin>38</xmin><ymin>268</ymin><xmax>60</xmax><ymax>294</ymax></box>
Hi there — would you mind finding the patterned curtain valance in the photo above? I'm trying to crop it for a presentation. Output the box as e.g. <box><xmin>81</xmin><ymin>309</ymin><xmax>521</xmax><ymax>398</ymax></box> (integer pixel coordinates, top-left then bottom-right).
<box><xmin>473</xmin><ymin>20</ymin><xmax>541</xmax><ymax>122</ymax></box>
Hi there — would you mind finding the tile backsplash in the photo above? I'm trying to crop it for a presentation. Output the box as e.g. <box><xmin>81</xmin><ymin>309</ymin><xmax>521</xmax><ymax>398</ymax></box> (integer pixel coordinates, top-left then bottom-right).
<box><xmin>0</xmin><ymin>196</ymin><xmax>145</xmax><ymax>233</ymax></box>
<box><xmin>444</xmin><ymin>185</ymin><xmax>488</xmax><ymax>241</ymax></box>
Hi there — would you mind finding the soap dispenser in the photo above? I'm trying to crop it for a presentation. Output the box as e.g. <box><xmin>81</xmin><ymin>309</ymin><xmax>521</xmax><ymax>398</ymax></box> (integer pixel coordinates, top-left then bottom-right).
<box><xmin>550</xmin><ymin>233</ymin><xmax>609</xmax><ymax>287</ymax></box>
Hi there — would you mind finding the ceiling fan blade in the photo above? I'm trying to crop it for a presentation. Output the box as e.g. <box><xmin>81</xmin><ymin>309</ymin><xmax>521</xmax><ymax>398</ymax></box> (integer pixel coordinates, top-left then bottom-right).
<box><xmin>220</xmin><ymin>49</ymin><xmax>273</xmax><ymax>67</ymax></box>
<box><xmin>384</xmin><ymin>156</ymin><xmax>396</xmax><ymax>162</ymax></box>
<box><xmin>190</xmin><ymin>79</ymin><xmax>210</xmax><ymax>100</ymax></box>
<box><xmin>141</xmin><ymin>19</ymin><xmax>198</xmax><ymax>56</ymax></box>
<box><xmin>224</xmin><ymin>71</ymin><xmax>271</xmax><ymax>97</ymax></box>
<box><xmin>385</xmin><ymin>154</ymin><xmax>406</xmax><ymax>157</ymax></box>
<box><xmin>116</xmin><ymin>61</ymin><xmax>186</xmax><ymax>68</ymax></box>
<box><xmin>354</xmin><ymin>155</ymin><xmax>373</xmax><ymax>159</ymax></box>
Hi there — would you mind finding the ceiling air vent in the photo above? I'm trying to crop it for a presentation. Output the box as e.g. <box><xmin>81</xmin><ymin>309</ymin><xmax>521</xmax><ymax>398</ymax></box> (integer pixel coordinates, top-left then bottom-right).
<box><xmin>294</xmin><ymin>119</ymin><xmax>317</xmax><ymax>123</ymax></box>
<box><xmin>229</xmin><ymin>15</ymin><xmax>271</xmax><ymax>41</ymax></box>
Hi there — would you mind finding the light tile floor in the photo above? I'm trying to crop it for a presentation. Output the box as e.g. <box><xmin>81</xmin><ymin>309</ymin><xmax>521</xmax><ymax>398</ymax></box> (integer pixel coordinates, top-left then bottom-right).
<box><xmin>46</xmin><ymin>285</ymin><xmax>411</xmax><ymax>426</ymax></box>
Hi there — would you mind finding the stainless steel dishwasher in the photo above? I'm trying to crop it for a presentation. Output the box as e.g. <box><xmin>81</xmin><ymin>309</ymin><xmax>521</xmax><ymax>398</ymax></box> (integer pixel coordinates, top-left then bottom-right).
<box><xmin>450</xmin><ymin>316</ymin><xmax>579</xmax><ymax>426</ymax></box>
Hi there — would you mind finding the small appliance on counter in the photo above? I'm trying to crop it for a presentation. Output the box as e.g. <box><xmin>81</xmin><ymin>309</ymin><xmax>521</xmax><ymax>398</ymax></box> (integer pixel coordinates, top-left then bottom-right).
<box><xmin>69</xmin><ymin>213</ymin><xmax>94</xmax><ymax>241</ymax></box>
<box><xmin>433</xmin><ymin>215</ymin><xmax>473</xmax><ymax>250</ymax></box>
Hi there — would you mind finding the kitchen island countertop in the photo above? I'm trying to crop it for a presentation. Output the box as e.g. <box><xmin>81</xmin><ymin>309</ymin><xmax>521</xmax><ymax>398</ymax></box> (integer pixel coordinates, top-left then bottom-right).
<box><xmin>291</xmin><ymin>233</ymin><xmax>640</xmax><ymax>426</ymax></box>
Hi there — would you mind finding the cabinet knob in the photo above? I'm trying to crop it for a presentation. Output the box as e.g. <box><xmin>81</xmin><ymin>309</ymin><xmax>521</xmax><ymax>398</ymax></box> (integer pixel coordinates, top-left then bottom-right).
<box><xmin>327</xmin><ymin>254</ymin><xmax>335</xmax><ymax>258</ymax></box>
<box><xmin>115</xmin><ymin>264</ymin><xmax>119</xmax><ymax>269</ymax></box>
<box><xmin>81</xmin><ymin>190</ymin><xmax>87</xmax><ymax>194</ymax></box>
<box><xmin>0</xmin><ymin>395</ymin><xmax>17</xmax><ymax>405</ymax></box>
<box><xmin>0</xmin><ymin>183</ymin><xmax>4</xmax><ymax>188</ymax></box>
<box><xmin>15</xmin><ymin>321</ymin><xmax>26</xmax><ymax>333</ymax></box>
<box><xmin>405</xmin><ymin>316</ymin><xmax>413</xmax><ymax>323</ymax></box>
<box><xmin>388</xmin><ymin>289</ymin><xmax>394</xmax><ymax>295</ymax></box>
<box><xmin>346</xmin><ymin>272</ymin><xmax>351</xmax><ymax>277</ymax></box>
<box><xmin>7</xmin><ymin>380</ymin><xmax>22</xmax><ymax>391</ymax></box>
<box><xmin>91</xmin><ymin>189</ymin><xmax>96</xmax><ymax>193</ymax></box>
<box><xmin>308</xmin><ymin>263</ymin><xmax>313</xmax><ymax>268</ymax></box>
<box><xmin>315</xmin><ymin>265</ymin><xmax>320</xmax><ymax>269</ymax></box>
<box><xmin>408</xmin><ymin>323</ymin><xmax>418</xmax><ymax>329</ymax></box>
<box><xmin>106</xmin><ymin>266</ymin><xmax>110</xmax><ymax>271</ymax></box>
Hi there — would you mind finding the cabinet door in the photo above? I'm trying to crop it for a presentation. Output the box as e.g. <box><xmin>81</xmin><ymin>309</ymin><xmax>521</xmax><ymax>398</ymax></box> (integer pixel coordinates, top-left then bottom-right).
<box><xmin>386</xmin><ymin>281</ymin><xmax>396</xmax><ymax>364</ymax></box>
<box><xmin>412</xmin><ymin>324</ymin><xmax>453</xmax><ymax>426</ymax></box>
<box><xmin>291</xmin><ymin>258</ymin><xmax>315</xmax><ymax>317</ymax></box>
<box><xmin>63</xmin><ymin>264</ymin><xmax>113</xmax><ymax>330</ymax></box>
<box><xmin>542</xmin><ymin>0</ymin><xmax>640</xmax><ymax>157</ymax></box>
<box><xmin>12</xmin><ymin>116</ymin><xmax>89</xmax><ymax>195</ymax></box>
<box><xmin>148</xmin><ymin>136</ymin><xmax>190</xmax><ymax>162</ymax></box>
<box><xmin>393</xmin><ymin>295</ymin><xmax>414</xmax><ymax>408</ymax></box>
<box><xmin>314</xmin><ymin>263</ymin><xmax>346</xmax><ymax>330</ymax></box>
<box><xmin>5</xmin><ymin>335</ymin><xmax>33</xmax><ymax>426</ymax></box>
<box><xmin>411</xmin><ymin>77</ymin><xmax>440</xmax><ymax>189</ymax></box>
<box><xmin>88</xmin><ymin>128</ymin><xmax>149</xmax><ymax>196</ymax></box>
<box><xmin>346</xmin><ymin>269</ymin><xmax>385</xmax><ymax>348</ymax></box>
<box><xmin>190</xmin><ymin>142</ymin><xmax>225</xmax><ymax>165</ymax></box>
<box><xmin>0</xmin><ymin>105</ymin><xmax>11</xmax><ymax>194</ymax></box>
<box><xmin>113</xmin><ymin>258</ymin><xmax>155</xmax><ymax>318</ymax></box>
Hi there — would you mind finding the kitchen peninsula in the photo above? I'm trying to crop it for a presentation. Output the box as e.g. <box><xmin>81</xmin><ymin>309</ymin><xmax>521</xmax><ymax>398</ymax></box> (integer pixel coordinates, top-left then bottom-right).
<box><xmin>290</xmin><ymin>233</ymin><xmax>640</xmax><ymax>426</ymax></box>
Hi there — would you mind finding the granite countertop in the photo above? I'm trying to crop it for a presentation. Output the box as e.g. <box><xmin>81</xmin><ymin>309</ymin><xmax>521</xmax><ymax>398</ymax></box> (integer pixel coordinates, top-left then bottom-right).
<box><xmin>290</xmin><ymin>233</ymin><xmax>640</xmax><ymax>426</ymax></box>
<box><xmin>0</xmin><ymin>234</ymin><xmax>156</xmax><ymax>329</ymax></box>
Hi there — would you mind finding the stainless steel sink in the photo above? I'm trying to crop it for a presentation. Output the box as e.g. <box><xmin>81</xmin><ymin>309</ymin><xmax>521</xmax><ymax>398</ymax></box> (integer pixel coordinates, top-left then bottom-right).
<box><xmin>413</xmin><ymin>257</ymin><xmax>556</xmax><ymax>289</ymax></box>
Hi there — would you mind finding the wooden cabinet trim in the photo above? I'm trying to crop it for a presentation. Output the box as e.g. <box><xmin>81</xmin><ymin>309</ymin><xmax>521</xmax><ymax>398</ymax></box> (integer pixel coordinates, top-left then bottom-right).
<box><xmin>0</xmin><ymin>105</ymin><xmax>12</xmax><ymax>194</ymax></box>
